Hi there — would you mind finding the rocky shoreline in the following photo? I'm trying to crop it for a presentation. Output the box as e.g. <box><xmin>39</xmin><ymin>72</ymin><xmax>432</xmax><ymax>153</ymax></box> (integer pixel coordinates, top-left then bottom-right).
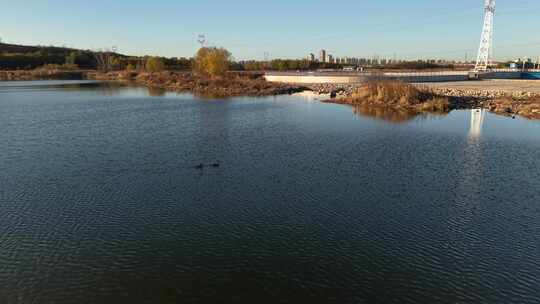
<box><xmin>305</xmin><ymin>82</ymin><xmax>540</xmax><ymax>120</ymax></box>
<box><xmin>427</xmin><ymin>87</ymin><xmax>540</xmax><ymax>119</ymax></box>
<box><xmin>305</xmin><ymin>82</ymin><xmax>540</xmax><ymax>99</ymax></box>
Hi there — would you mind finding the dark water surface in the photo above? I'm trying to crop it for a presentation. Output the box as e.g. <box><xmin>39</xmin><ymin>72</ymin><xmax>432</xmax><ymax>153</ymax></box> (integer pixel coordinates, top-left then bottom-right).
<box><xmin>1</xmin><ymin>81</ymin><xmax>540</xmax><ymax>304</ymax></box>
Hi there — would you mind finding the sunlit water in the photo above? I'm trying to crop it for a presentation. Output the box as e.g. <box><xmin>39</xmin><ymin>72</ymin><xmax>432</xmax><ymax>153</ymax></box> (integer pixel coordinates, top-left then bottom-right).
<box><xmin>1</xmin><ymin>81</ymin><xmax>539</xmax><ymax>304</ymax></box>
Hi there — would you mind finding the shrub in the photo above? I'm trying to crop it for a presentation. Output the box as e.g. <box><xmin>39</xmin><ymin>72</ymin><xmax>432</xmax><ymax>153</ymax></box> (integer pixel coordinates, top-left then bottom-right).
<box><xmin>65</xmin><ymin>52</ymin><xmax>77</xmax><ymax>65</ymax></box>
<box><xmin>194</xmin><ymin>47</ymin><xmax>231</xmax><ymax>78</ymax></box>
<box><xmin>145</xmin><ymin>57</ymin><xmax>165</xmax><ymax>72</ymax></box>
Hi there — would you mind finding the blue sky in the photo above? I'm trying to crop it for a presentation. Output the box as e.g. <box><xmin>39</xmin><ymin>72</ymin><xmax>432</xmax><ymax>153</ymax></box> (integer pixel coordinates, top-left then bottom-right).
<box><xmin>1</xmin><ymin>0</ymin><xmax>539</xmax><ymax>61</ymax></box>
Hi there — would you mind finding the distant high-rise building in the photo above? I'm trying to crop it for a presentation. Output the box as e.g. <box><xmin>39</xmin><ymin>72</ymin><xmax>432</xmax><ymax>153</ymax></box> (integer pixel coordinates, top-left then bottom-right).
<box><xmin>328</xmin><ymin>55</ymin><xmax>334</xmax><ymax>63</ymax></box>
<box><xmin>319</xmin><ymin>50</ymin><xmax>327</xmax><ymax>63</ymax></box>
<box><xmin>308</xmin><ymin>53</ymin><xmax>315</xmax><ymax>62</ymax></box>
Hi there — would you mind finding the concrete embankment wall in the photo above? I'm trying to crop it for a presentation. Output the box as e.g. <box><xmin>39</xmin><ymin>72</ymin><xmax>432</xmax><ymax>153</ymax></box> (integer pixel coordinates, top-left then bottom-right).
<box><xmin>264</xmin><ymin>74</ymin><xmax>370</xmax><ymax>84</ymax></box>
<box><xmin>264</xmin><ymin>72</ymin><xmax>470</xmax><ymax>84</ymax></box>
<box><xmin>523</xmin><ymin>72</ymin><xmax>540</xmax><ymax>80</ymax></box>
<box><xmin>265</xmin><ymin>71</ymin><xmax>529</xmax><ymax>84</ymax></box>
<box><xmin>479</xmin><ymin>71</ymin><xmax>523</xmax><ymax>80</ymax></box>
<box><xmin>386</xmin><ymin>74</ymin><xmax>469</xmax><ymax>82</ymax></box>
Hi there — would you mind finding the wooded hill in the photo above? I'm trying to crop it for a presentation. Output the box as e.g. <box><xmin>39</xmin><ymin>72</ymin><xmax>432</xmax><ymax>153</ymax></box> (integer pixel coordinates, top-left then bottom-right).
<box><xmin>0</xmin><ymin>42</ymin><xmax>101</xmax><ymax>69</ymax></box>
<box><xmin>0</xmin><ymin>42</ymin><xmax>194</xmax><ymax>71</ymax></box>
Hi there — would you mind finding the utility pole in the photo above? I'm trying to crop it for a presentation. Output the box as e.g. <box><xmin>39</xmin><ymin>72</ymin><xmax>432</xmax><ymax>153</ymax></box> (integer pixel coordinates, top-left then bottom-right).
<box><xmin>263</xmin><ymin>52</ymin><xmax>270</xmax><ymax>71</ymax></box>
<box><xmin>197</xmin><ymin>34</ymin><xmax>206</xmax><ymax>48</ymax></box>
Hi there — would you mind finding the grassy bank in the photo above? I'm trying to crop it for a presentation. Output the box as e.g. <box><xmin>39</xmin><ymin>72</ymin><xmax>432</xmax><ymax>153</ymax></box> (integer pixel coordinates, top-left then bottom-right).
<box><xmin>330</xmin><ymin>80</ymin><xmax>451</xmax><ymax>114</ymax></box>
<box><xmin>88</xmin><ymin>71</ymin><xmax>306</xmax><ymax>97</ymax></box>
<box><xmin>0</xmin><ymin>68</ymin><xmax>305</xmax><ymax>97</ymax></box>
<box><xmin>0</xmin><ymin>68</ymin><xmax>86</xmax><ymax>81</ymax></box>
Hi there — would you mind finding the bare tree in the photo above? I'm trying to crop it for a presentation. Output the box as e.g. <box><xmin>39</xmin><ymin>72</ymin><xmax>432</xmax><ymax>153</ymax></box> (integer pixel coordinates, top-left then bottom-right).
<box><xmin>92</xmin><ymin>46</ymin><xmax>119</xmax><ymax>70</ymax></box>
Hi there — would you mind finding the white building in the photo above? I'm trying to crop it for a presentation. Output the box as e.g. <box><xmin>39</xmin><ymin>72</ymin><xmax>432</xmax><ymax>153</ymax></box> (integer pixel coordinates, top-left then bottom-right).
<box><xmin>319</xmin><ymin>50</ymin><xmax>327</xmax><ymax>63</ymax></box>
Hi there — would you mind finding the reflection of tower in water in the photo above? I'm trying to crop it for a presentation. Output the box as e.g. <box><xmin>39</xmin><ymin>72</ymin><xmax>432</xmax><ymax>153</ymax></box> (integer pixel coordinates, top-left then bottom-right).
<box><xmin>469</xmin><ymin>109</ymin><xmax>486</xmax><ymax>138</ymax></box>
<box><xmin>446</xmin><ymin>109</ymin><xmax>486</xmax><ymax>271</ymax></box>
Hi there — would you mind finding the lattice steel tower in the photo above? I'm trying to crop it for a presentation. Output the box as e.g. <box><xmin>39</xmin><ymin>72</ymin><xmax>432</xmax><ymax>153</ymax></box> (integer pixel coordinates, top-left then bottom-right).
<box><xmin>475</xmin><ymin>0</ymin><xmax>496</xmax><ymax>71</ymax></box>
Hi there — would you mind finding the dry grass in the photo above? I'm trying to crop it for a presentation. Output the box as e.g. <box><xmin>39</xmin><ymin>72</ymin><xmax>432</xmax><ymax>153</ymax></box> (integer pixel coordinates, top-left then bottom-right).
<box><xmin>347</xmin><ymin>80</ymin><xmax>450</xmax><ymax>113</ymax></box>
<box><xmin>127</xmin><ymin>71</ymin><xmax>304</xmax><ymax>97</ymax></box>
<box><xmin>487</xmin><ymin>97</ymin><xmax>540</xmax><ymax>119</ymax></box>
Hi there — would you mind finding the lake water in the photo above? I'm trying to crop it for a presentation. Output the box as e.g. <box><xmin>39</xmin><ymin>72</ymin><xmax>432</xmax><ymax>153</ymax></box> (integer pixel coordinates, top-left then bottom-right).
<box><xmin>1</xmin><ymin>81</ymin><xmax>540</xmax><ymax>303</ymax></box>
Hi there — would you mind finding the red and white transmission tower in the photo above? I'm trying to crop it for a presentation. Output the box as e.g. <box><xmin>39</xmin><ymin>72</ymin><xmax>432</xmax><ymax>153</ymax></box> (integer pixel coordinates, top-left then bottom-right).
<box><xmin>475</xmin><ymin>0</ymin><xmax>496</xmax><ymax>71</ymax></box>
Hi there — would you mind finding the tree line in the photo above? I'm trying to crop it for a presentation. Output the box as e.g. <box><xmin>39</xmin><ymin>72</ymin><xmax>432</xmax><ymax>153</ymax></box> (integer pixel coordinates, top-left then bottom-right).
<box><xmin>0</xmin><ymin>43</ymin><xmax>192</xmax><ymax>71</ymax></box>
<box><xmin>0</xmin><ymin>43</ymin><xmax>342</xmax><ymax>72</ymax></box>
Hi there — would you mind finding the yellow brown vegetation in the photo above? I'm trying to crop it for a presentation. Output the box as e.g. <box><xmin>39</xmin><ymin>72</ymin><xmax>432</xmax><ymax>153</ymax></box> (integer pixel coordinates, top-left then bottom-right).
<box><xmin>346</xmin><ymin>80</ymin><xmax>450</xmax><ymax>113</ymax></box>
